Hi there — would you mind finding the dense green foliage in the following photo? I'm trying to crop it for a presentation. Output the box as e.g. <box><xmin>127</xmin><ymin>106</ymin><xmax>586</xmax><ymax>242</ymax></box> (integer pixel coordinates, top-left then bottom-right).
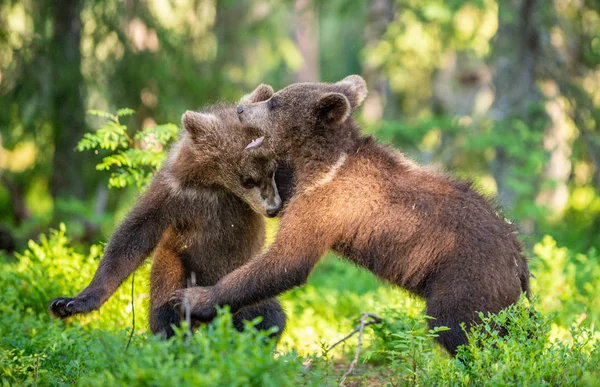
<box><xmin>1</xmin><ymin>224</ymin><xmax>599</xmax><ymax>385</ymax></box>
<box><xmin>0</xmin><ymin>226</ymin><xmax>332</xmax><ymax>386</ymax></box>
<box><xmin>77</xmin><ymin>109</ymin><xmax>178</xmax><ymax>189</ymax></box>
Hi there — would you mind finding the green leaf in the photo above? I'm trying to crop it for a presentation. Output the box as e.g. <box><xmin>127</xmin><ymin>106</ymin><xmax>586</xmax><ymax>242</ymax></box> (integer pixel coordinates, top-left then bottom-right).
<box><xmin>87</xmin><ymin>109</ymin><xmax>114</xmax><ymax>118</ymax></box>
<box><xmin>116</xmin><ymin>108</ymin><xmax>135</xmax><ymax>117</ymax></box>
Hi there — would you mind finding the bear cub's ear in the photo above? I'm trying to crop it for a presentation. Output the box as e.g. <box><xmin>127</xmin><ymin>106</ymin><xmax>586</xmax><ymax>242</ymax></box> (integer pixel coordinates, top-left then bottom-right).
<box><xmin>181</xmin><ymin>110</ymin><xmax>216</xmax><ymax>136</ymax></box>
<box><xmin>316</xmin><ymin>92</ymin><xmax>351</xmax><ymax>125</ymax></box>
<box><xmin>335</xmin><ymin>75</ymin><xmax>368</xmax><ymax>109</ymax></box>
<box><xmin>240</xmin><ymin>84</ymin><xmax>275</xmax><ymax>104</ymax></box>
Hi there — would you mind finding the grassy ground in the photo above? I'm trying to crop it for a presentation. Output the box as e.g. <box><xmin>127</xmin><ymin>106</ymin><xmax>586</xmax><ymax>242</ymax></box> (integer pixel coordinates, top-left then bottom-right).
<box><xmin>1</xmin><ymin>225</ymin><xmax>599</xmax><ymax>385</ymax></box>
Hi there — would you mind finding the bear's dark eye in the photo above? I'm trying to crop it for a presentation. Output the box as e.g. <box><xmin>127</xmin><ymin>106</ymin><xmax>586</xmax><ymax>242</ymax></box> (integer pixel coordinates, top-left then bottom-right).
<box><xmin>268</xmin><ymin>98</ymin><xmax>279</xmax><ymax>110</ymax></box>
<box><xmin>241</xmin><ymin>177</ymin><xmax>257</xmax><ymax>189</ymax></box>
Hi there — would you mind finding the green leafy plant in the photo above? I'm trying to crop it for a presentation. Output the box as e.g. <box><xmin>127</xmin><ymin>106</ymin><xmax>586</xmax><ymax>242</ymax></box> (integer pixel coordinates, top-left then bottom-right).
<box><xmin>365</xmin><ymin>301</ymin><xmax>600</xmax><ymax>386</ymax></box>
<box><xmin>77</xmin><ymin>109</ymin><xmax>179</xmax><ymax>189</ymax></box>
<box><xmin>532</xmin><ymin>235</ymin><xmax>600</xmax><ymax>328</ymax></box>
<box><xmin>0</xmin><ymin>225</ymin><xmax>333</xmax><ymax>386</ymax></box>
<box><xmin>367</xmin><ymin>310</ymin><xmax>450</xmax><ymax>386</ymax></box>
<box><xmin>452</xmin><ymin>302</ymin><xmax>600</xmax><ymax>386</ymax></box>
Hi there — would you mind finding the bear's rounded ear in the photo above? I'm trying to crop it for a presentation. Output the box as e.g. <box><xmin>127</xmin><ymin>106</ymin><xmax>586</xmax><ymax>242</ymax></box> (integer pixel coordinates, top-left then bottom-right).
<box><xmin>240</xmin><ymin>84</ymin><xmax>275</xmax><ymax>104</ymax></box>
<box><xmin>181</xmin><ymin>110</ymin><xmax>216</xmax><ymax>136</ymax></box>
<box><xmin>335</xmin><ymin>75</ymin><xmax>367</xmax><ymax>109</ymax></box>
<box><xmin>316</xmin><ymin>92</ymin><xmax>351</xmax><ymax>125</ymax></box>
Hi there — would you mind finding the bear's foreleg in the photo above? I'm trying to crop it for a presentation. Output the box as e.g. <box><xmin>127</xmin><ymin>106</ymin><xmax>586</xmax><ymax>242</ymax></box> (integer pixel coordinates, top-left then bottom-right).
<box><xmin>49</xmin><ymin>179</ymin><xmax>172</xmax><ymax>318</ymax></box>
<box><xmin>170</xmin><ymin>205</ymin><xmax>330</xmax><ymax>322</ymax></box>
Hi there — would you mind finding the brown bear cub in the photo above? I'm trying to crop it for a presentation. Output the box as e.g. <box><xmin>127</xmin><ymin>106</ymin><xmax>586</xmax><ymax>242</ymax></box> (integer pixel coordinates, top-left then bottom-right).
<box><xmin>171</xmin><ymin>76</ymin><xmax>532</xmax><ymax>356</ymax></box>
<box><xmin>49</xmin><ymin>104</ymin><xmax>295</xmax><ymax>339</ymax></box>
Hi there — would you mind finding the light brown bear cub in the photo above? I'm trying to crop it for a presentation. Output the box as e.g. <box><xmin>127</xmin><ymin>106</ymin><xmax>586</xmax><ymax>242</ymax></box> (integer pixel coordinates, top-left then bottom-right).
<box><xmin>171</xmin><ymin>76</ymin><xmax>531</xmax><ymax>356</ymax></box>
<box><xmin>49</xmin><ymin>104</ymin><xmax>294</xmax><ymax>339</ymax></box>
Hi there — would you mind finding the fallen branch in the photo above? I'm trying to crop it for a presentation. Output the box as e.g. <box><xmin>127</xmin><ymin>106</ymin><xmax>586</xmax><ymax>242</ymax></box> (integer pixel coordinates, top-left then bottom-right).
<box><xmin>326</xmin><ymin>312</ymin><xmax>383</xmax><ymax>386</ymax></box>
<box><xmin>328</xmin><ymin>313</ymin><xmax>382</xmax><ymax>353</ymax></box>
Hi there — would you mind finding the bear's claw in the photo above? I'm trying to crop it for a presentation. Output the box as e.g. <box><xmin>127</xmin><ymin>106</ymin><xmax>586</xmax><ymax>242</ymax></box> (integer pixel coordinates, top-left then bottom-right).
<box><xmin>48</xmin><ymin>296</ymin><xmax>99</xmax><ymax>318</ymax></box>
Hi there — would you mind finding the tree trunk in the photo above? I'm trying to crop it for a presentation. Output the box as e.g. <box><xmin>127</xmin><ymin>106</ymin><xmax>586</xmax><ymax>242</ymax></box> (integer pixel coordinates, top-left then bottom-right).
<box><xmin>294</xmin><ymin>0</ymin><xmax>320</xmax><ymax>82</ymax></box>
<box><xmin>489</xmin><ymin>0</ymin><xmax>543</xmax><ymax>212</ymax></box>
<box><xmin>50</xmin><ymin>0</ymin><xmax>87</xmax><ymax>200</ymax></box>
<box><xmin>536</xmin><ymin>82</ymin><xmax>572</xmax><ymax>215</ymax></box>
<box><xmin>362</xmin><ymin>0</ymin><xmax>394</xmax><ymax>123</ymax></box>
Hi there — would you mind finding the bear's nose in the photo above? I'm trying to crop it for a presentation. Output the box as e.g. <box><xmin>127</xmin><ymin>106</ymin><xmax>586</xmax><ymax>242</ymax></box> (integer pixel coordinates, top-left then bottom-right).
<box><xmin>236</xmin><ymin>105</ymin><xmax>244</xmax><ymax>115</ymax></box>
<box><xmin>266</xmin><ymin>206</ymin><xmax>280</xmax><ymax>218</ymax></box>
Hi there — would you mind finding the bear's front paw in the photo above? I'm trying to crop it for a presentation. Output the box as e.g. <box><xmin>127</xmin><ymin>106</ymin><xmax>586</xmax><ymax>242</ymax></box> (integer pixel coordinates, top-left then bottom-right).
<box><xmin>49</xmin><ymin>295</ymin><xmax>100</xmax><ymax>318</ymax></box>
<box><xmin>169</xmin><ymin>287</ymin><xmax>217</xmax><ymax>323</ymax></box>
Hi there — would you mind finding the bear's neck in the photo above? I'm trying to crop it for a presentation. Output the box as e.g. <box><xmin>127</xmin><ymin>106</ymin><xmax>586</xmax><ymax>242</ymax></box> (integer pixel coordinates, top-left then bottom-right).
<box><xmin>285</xmin><ymin>119</ymin><xmax>361</xmax><ymax>184</ymax></box>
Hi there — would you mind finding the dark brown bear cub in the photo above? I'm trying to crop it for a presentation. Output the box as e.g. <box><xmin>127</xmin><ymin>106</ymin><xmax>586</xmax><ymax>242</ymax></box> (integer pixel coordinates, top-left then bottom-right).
<box><xmin>172</xmin><ymin>76</ymin><xmax>531</xmax><ymax>356</ymax></box>
<box><xmin>49</xmin><ymin>104</ymin><xmax>293</xmax><ymax>339</ymax></box>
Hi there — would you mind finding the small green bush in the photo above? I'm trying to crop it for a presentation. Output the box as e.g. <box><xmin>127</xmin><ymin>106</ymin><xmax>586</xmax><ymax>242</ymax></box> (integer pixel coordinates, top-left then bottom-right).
<box><xmin>532</xmin><ymin>235</ymin><xmax>600</xmax><ymax>327</ymax></box>
<box><xmin>78</xmin><ymin>109</ymin><xmax>179</xmax><ymax>189</ymax></box>
<box><xmin>0</xmin><ymin>225</ymin><xmax>332</xmax><ymax>386</ymax></box>
<box><xmin>453</xmin><ymin>304</ymin><xmax>600</xmax><ymax>386</ymax></box>
<box><xmin>367</xmin><ymin>302</ymin><xmax>600</xmax><ymax>386</ymax></box>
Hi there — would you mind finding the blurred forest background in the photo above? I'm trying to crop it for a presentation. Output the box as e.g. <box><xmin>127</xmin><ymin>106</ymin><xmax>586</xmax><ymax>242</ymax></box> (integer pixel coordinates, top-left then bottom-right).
<box><xmin>1</xmin><ymin>0</ymin><xmax>600</xmax><ymax>385</ymax></box>
<box><xmin>1</xmin><ymin>0</ymin><xmax>599</xmax><ymax>252</ymax></box>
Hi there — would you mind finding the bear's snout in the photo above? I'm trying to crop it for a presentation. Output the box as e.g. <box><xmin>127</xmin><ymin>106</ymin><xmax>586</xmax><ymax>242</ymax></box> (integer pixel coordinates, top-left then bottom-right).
<box><xmin>266</xmin><ymin>206</ymin><xmax>280</xmax><ymax>218</ymax></box>
<box><xmin>236</xmin><ymin>105</ymin><xmax>244</xmax><ymax>115</ymax></box>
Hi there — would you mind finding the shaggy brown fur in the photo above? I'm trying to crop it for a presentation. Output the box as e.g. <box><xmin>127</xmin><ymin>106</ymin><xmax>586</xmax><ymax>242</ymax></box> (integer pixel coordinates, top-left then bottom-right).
<box><xmin>172</xmin><ymin>76</ymin><xmax>531</xmax><ymax>356</ymax></box>
<box><xmin>49</xmin><ymin>104</ymin><xmax>293</xmax><ymax>339</ymax></box>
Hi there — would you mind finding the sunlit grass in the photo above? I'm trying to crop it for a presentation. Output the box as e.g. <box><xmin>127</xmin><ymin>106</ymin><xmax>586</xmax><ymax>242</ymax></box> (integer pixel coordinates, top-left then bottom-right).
<box><xmin>2</xmin><ymin>225</ymin><xmax>600</xmax><ymax>385</ymax></box>
<box><xmin>280</xmin><ymin>254</ymin><xmax>425</xmax><ymax>356</ymax></box>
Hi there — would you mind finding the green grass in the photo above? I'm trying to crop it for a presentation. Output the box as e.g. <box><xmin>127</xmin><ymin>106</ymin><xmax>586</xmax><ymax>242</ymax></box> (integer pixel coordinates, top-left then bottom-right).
<box><xmin>1</xmin><ymin>225</ymin><xmax>599</xmax><ymax>385</ymax></box>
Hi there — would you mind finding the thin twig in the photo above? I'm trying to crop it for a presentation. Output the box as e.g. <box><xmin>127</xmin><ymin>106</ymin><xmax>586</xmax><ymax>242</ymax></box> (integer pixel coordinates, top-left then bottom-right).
<box><xmin>303</xmin><ymin>313</ymin><xmax>382</xmax><ymax>376</ymax></box>
<box><xmin>184</xmin><ymin>297</ymin><xmax>192</xmax><ymax>345</ymax></box>
<box><xmin>183</xmin><ymin>272</ymin><xmax>196</xmax><ymax>345</ymax></box>
<box><xmin>328</xmin><ymin>313</ymin><xmax>382</xmax><ymax>353</ymax></box>
<box><xmin>303</xmin><ymin>359</ymin><xmax>314</xmax><ymax>372</ymax></box>
<box><xmin>125</xmin><ymin>272</ymin><xmax>136</xmax><ymax>351</ymax></box>
<box><xmin>34</xmin><ymin>356</ymin><xmax>40</xmax><ymax>381</ymax></box>
<box><xmin>323</xmin><ymin>313</ymin><xmax>383</xmax><ymax>386</ymax></box>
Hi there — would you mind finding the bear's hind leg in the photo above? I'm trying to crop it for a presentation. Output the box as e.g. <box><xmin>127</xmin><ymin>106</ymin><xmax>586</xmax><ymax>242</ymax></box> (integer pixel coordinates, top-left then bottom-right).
<box><xmin>149</xmin><ymin>243</ymin><xmax>186</xmax><ymax>339</ymax></box>
<box><xmin>425</xmin><ymin>304</ymin><xmax>470</xmax><ymax>356</ymax></box>
<box><xmin>425</xmin><ymin>279</ymin><xmax>521</xmax><ymax>356</ymax></box>
<box><xmin>425</xmin><ymin>282</ymin><xmax>479</xmax><ymax>356</ymax></box>
<box><xmin>150</xmin><ymin>304</ymin><xmax>182</xmax><ymax>339</ymax></box>
<box><xmin>232</xmin><ymin>298</ymin><xmax>287</xmax><ymax>342</ymax></box>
